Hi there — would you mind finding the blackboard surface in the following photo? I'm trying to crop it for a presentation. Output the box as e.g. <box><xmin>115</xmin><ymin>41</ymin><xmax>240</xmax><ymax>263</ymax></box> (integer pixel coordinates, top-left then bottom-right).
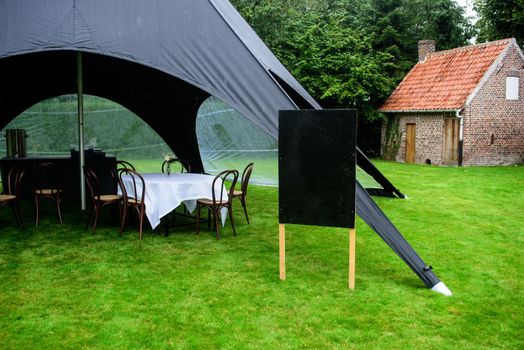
<box><xmin>279</xmin><ymin>110</ymin><xmax>356</xmax><ymax>228</ymax></box>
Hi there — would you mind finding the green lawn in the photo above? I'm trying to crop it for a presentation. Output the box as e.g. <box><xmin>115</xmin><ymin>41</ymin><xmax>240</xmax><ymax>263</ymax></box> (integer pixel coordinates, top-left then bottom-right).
<box><xmin>0</xmin><ymin>161</ymin><xmax>523</xmax><ymax>349</ymax></box>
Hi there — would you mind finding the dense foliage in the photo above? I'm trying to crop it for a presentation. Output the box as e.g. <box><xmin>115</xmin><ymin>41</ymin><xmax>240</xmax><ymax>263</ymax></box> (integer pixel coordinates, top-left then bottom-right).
<box><xmin>230</xmin><ymin>0</ymin><xmax>474</xmax><ymax>119</ymax></box>
<box><xmin>474</xmin><ymin>0</ymin><xmax>524</xmax><ymax>46</ymax></box>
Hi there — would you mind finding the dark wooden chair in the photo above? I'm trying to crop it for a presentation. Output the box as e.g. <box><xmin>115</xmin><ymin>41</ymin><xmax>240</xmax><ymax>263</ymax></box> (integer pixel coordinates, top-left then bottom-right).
<box><xmin>196</xmin><ymin>169</ymin><xmax>239</xmax><ymax>240</ymax></box>
<box><xmin>83</xmin><ymin>166</ymin><xmax>124</xmax><ymax>235</ymax></box>
<box><xmin>116</xmin><ymin>160</ymin><xmax>136</xmax><ymax>171</ymax></box>
<box><xmin>232</xmin><ymin>163</ymin><xmax>254</xmax><ymax>224</ymax></box>
<box><xmin>32</xmin><ymin>162</ymin><xmax>63</xmax><ymax>226</ymax></box>
<box><xmin>161</xmin><ymin>158</ymin><xmax>190</xmax><ymax>174</ymax></box>
<box><xmin>118</xmin><ymin>168</ymin><xmax>146</xmax><ymax>240</ymax></box>
<box><xmin>0</xmin><ymin>164</ymin><xmax>25</xmax><ymax>227</ymax></box>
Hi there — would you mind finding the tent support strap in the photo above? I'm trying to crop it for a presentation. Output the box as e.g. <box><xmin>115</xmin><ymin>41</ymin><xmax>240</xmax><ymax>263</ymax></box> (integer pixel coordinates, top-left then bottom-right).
<box><xmin>77</xmin><ymin>51</ymin><xmax>86</xmax><ymax>210</ymax></box>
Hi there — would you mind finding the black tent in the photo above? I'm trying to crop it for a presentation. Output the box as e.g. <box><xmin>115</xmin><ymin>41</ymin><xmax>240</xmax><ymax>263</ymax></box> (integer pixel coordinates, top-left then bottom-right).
<box><xmin>0</xmin><ymin>0</ymin><xmax>450</xmax><ymax>295</ymax></box>
<box><xmin>0</xmin><ymin>0</ymin><xmax>402</xmax><ymax>195</ymax></box>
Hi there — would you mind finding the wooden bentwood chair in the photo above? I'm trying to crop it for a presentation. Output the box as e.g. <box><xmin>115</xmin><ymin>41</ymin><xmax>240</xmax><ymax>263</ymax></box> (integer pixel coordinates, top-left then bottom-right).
<box><xmin>0</xmin><ymin>164</ymin><xmax>26</xmax><ymax>227</ymax></box>
<box><xmin>196</xmin><ymin>169</ymin><xmax>239</xmax><ymax>240</ymax></box>
<box><xmin>161</xmin><ymin>158</ymin><xmax>191</xmax><ymax>174</ymax></box>
<box><xmin>32</xmin><ymin>162</ymin><xmax>63</xmax><ymax>226</ymax></box>
<box><xmin>118</xmin><ymin>168</ymin><xmax>146</xmax><ymax>240</ymax></box>
<box><xmin>116</xmin><ymin>160</ymin><xmax>136</xmax><ymax>171</ymax></box>
<box><xmin>232</xmin><ymin>163</ymin><xmax>254</xmax><ymax>224</ymax></box>
<box><xmin>83</xmin><ymin>166</ymin><xmax>124</xmax><ymax>235</ymax></box>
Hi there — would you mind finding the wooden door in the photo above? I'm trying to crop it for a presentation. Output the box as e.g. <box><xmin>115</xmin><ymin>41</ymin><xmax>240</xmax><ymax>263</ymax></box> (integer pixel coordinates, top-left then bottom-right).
<box><xmin>405</xmin><ymin>123</ymin><xmax>416</xmax><ymax>163</ymax></box>
<box><xmin>444</xmin><ymin>118</ymin><xmax>459</xmax><ymax>163</ymax></box>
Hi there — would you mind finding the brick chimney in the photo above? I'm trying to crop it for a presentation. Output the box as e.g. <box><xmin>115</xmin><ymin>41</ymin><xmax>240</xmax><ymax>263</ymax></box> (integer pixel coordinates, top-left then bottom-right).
<box><xmin>418</xmin><ymin>40</ymin><xmax>435</xmax><ymax>62</ymax></box>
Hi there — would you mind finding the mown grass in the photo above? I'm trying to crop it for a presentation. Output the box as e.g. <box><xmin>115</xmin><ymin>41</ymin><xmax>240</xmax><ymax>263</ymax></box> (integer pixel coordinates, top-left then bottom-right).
<box><xmin>0</xmin><ymin>161</ymin><xmax>523</xmax><ymax>349</ymax></box>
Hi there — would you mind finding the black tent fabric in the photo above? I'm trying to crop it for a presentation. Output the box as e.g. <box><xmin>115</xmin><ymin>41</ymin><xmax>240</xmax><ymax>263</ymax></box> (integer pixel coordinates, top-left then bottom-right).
<box><xmin>0</xmin><ymin>0</ymin><xmax>403</xmax><ymax>198</ymax></box>
<box><xmin>0</xmin><ymin>0</ymin><xmax>449</xmax><ymax>294</ymax></box>
<box><xmin>356</xmin><ymin>182</ymin><xmax>444</xmax><ymax>290</ymax></box>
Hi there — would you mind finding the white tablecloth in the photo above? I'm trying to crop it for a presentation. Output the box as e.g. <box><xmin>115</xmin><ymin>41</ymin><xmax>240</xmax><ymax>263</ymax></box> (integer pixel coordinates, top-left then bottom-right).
<box><xmin>119</xmin><ymin>173</ymin><xmax>228</xmax><ymax>229</ymax></box>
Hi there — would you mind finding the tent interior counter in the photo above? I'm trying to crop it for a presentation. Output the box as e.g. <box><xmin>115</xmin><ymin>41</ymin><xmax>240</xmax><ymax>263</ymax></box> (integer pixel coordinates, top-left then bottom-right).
<box><xmin>0</xmin><ymin>151</ymin><xmax>116</xmax><ymax>198</ymax></box>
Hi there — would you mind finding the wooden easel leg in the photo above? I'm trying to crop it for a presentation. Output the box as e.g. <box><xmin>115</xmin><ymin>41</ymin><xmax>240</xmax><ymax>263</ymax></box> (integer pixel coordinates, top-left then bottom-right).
<box><xmin>349</xmin><ymin>228</ymin><xmax>356</xmax><ymax>289</ymax></box>
<box><xmin>279</xmin><ymin>223</ymin><xmax>286</xmax><ymax>280</ymax></box>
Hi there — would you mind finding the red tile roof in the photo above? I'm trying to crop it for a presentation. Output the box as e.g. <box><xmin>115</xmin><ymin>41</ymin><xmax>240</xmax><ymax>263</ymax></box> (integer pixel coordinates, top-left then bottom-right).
<box><xmin>379</xmin><ymin>39</ymin><xmax>512</xmax><ymax>112</ymax></box>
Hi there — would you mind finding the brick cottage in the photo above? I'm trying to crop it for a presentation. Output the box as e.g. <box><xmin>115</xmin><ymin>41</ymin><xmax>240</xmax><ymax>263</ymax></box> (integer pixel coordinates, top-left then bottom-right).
<box><xmin>379</xmin><ymin>38</ymin><xmax>524</xmax><ymax>166</ymax></box>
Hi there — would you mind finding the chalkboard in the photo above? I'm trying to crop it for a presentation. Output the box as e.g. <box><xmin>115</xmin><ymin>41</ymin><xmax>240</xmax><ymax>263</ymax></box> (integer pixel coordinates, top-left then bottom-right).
<box><xmin>279</xmin><ymin>110</ymin><xmax>356</xmax><ymax>228</ymax></box>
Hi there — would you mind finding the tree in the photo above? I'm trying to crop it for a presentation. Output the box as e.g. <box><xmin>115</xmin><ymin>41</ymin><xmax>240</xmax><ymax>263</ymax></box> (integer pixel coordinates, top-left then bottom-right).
<box><xmin>360</xmin><ymin>0</ymin><xmax>474</xmax><ymax>83</ymax></box>
<box><xmin>229</xmin><ymin>0</ymin><xmax>474</xmax><ymax>154</ymax></box>
<box><xmin>474</xmin><ymin>0</ymin><xmax>524</xmax><ymax>46</ymax></box>
<box><xmin>231</xmin><ymin>0</ymin><xmax>474</xmax><ymax>111</ymax></box>
<box><xmin>280</xmin><ymin>17</ymin><xmax>395</xmax><ymax>118</ymax></box>
<box><xmin>231</xmin><ymin>0</ymin><xmax>396</xmax><ymax>117</ymax></box>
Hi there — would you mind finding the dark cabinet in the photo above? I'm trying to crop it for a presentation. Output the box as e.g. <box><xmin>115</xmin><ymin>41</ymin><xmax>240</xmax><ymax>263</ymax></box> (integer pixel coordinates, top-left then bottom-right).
<box><xmin>1</xmin><ymin>152</ymin><xmax>117</xmax><ymax>198</ymax></box>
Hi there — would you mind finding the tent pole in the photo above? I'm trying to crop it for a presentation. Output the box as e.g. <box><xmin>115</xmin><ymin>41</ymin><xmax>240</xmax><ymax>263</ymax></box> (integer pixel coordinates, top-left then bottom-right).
<box><xmin>77</xmin><ymin>51</ymin><xmax>86</xmax><ymax>210</ymax></box>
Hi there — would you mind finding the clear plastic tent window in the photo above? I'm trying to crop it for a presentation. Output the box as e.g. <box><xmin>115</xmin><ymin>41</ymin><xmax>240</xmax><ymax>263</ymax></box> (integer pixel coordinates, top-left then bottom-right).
<box><xmin>196</xmin><ymin>97</ymin><xmax>277</xmax><ymax>186</ymax></box>
<box><xmin>0</xmin><ymin>95</ymin><xmax>382</xmax><ymax>189</ymax></box>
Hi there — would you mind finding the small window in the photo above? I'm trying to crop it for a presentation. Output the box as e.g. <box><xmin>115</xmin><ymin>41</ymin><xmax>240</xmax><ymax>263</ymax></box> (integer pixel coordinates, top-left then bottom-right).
<box><xmin>506</xmin><ymin>76</ymin><xmax>519</xmax><ymax>100</ymax></box>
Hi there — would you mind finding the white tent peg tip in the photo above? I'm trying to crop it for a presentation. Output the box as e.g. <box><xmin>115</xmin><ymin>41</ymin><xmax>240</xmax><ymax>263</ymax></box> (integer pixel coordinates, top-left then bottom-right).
<box><xmin>431</xmin><ymin>282</ymin><xmax>452</xmax><ymax>296</ymax></box>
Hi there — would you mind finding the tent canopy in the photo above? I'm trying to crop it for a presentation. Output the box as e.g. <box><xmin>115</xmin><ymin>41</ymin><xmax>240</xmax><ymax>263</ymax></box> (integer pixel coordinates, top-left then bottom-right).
<box><xmin>0</xmin><ymin>0</ymin><xmax>321</xmax><ymax>172</ymax></box>
<box><xmin>0</xmin><ymin>0</ymin><xmax>403</xmax><ymax>199</ymax></box>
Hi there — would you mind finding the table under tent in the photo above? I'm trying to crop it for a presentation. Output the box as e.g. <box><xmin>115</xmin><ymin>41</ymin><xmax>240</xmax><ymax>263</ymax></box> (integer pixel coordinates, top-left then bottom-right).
<box><xmin>0</xmin><ymin>0</ymin><xmax>450</xmax><ymax>295</ymax></box>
